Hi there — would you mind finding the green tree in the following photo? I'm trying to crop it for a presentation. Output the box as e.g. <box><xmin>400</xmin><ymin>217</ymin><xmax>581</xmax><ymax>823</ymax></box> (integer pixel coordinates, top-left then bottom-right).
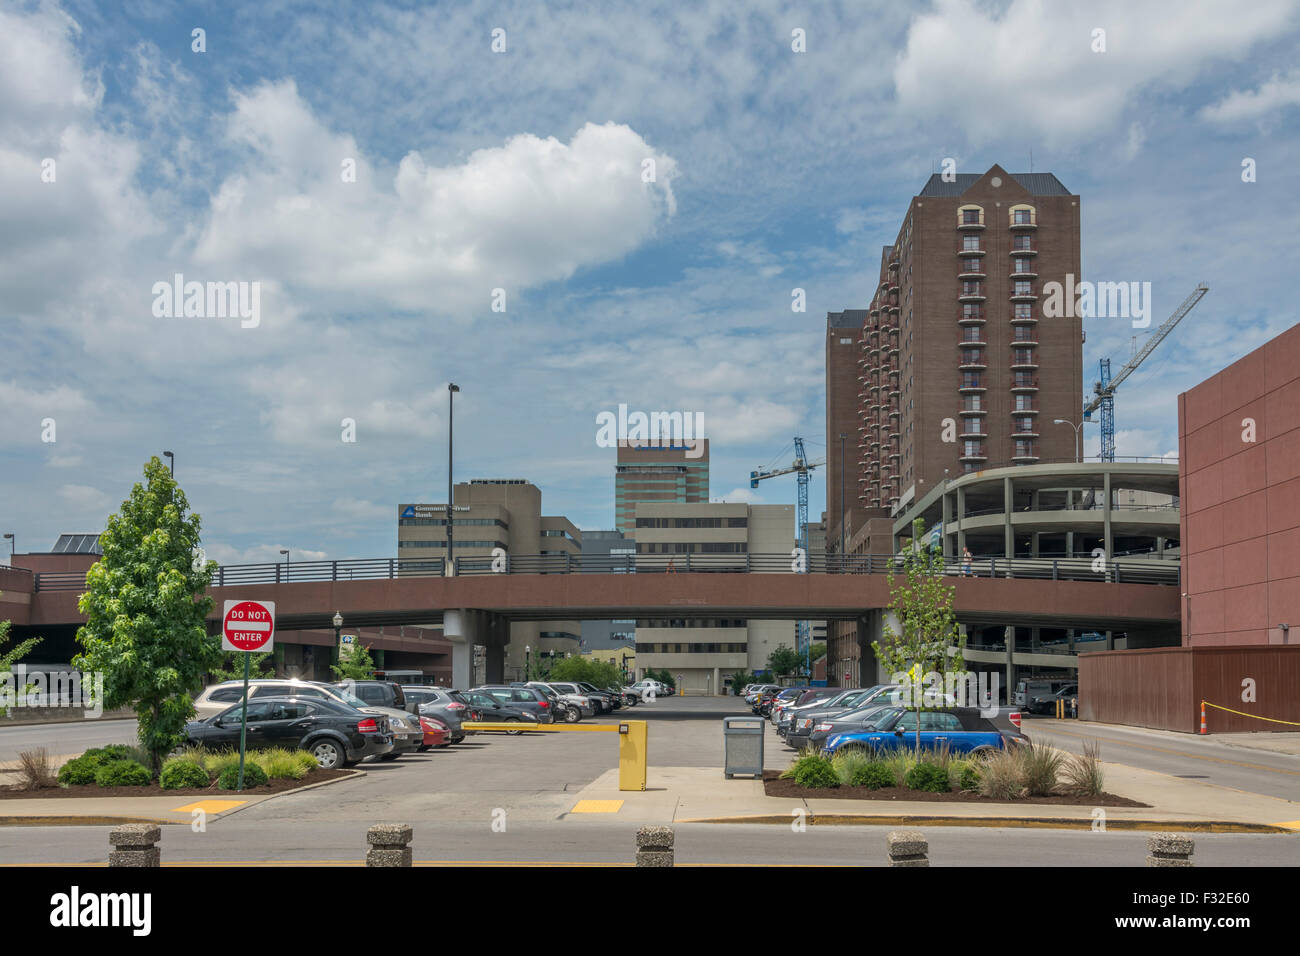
<box><xmin>331</xmin><ymin>642</ymin><xmax>376</xmax><ymax>681</ymax></box>
<box><xmin>872</xmin><ymin>517</ymin><xmax>965</xmax><ymax>751</ymax></box>
<box><xmin>72</xmin><ymin>456</ymin><xmax>221</xmax><ymax>772</ymax></box>
<box><xmin>809</xmin><ymin>642</ymin><xmax>827</xmax><ymax>663</ymax></box>
<box><xmin>548</xmin><ymin>656</ymin><xmax>622</xmax><ymax>688</ymax></box>
<box><xmin>766</xmin><ymin>646</ymin><xmax>801</xmax><ymax>677</ymax></box>
<box><xmin>210</xmin><ymin>650</ymin><xmax>275</xmax><ymax>683</ymax></box>
<box><xmin>0</xmin><ymin>620</ymin><xmax>42</xmax><ymax>717</ymax></box>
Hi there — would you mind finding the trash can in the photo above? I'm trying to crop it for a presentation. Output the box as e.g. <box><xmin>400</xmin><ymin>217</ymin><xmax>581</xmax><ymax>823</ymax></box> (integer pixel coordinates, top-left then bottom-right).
<box><xmin>723</xmin><ymin>716</ymin><xmax>764</xmax><ymax>779</ymax></box>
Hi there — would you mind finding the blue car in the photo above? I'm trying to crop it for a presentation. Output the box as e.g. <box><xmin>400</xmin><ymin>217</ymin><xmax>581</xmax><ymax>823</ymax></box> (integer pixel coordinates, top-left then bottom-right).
<box><xmin>820</xmin><ymin>706</ymin><xmax>1028</xmax><ymax>757</ymax></box>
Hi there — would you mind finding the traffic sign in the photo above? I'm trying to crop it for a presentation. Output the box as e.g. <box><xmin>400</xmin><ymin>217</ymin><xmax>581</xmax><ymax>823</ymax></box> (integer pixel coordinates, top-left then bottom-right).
<box><xmin>222</xmin><ymin>599</ymin><xmax>276</xmax><ymax>652</ymax></box>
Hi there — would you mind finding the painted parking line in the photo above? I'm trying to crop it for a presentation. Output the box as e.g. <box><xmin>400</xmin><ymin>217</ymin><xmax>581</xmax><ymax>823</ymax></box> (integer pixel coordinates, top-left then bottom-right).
<box><xmin>570</xmin><ymin>799</ymin><xmax>624</xmax><ymax>813</ymax></box>
<box><xmin>170</xmin><ymin>800</ymin><xmax>247</xmax><ymax>814</ymax></box>
<box><xmin>1030</xmin><ymin>725</ymin><xmax>1300</xmax><ymax>777</ymax></box>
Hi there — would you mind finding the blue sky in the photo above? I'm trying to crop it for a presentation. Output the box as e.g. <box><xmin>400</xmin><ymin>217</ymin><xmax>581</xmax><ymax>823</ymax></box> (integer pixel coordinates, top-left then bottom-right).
<box><xmin>2</xmin><ymin>0</ymin><xmax>1299</xmax><ymax>565</ymax></box>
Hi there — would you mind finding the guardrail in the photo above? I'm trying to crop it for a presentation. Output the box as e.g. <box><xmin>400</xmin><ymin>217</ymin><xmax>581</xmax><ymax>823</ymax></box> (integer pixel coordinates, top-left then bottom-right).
<box><xmin>30</xmin><ymin>552</ymin><xmax>1179</xmax><ymax>591</ymax></box>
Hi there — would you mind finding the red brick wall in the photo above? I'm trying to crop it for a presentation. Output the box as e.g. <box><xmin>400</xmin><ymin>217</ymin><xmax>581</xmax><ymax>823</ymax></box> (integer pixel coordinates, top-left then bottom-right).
<box><xmin>1178</xmin><ymin>322</ymin><xmax>1300</xmax><ymax>646</ymax></box>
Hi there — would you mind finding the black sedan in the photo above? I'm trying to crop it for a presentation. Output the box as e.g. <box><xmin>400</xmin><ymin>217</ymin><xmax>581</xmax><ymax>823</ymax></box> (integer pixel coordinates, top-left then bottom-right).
<box><xmin>183</xmin><ymin>696</ymin><xmax>393</xmax><ymax>769</ymax></box>
<box><xmin>461</xmin><ymin>690</ymin><xmax>541</xmax><ymax>734</ymax></box>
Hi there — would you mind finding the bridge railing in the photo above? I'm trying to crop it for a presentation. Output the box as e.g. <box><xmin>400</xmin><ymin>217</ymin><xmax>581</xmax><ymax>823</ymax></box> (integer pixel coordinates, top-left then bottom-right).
<box><xmin>30</xmin><ymin>552</ymin><xmax>1179</xmax><ymax>591</ymax></box>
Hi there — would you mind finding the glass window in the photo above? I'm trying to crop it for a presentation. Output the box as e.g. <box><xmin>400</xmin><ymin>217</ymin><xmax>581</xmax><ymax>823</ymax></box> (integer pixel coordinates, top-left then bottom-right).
<box><xmin>210</xmin><ymin>687</ymin><xmax>244</xmax><ymax>703</ymax></box>
<box><xmin>920</xmin><ymin>712</ymin><xmax>962</xmax><ymax>731</ymax></box>
<box><xmin>962</xmin><ymin>236</ymin><xmax>980</xmax><ymax>251</ymax></box>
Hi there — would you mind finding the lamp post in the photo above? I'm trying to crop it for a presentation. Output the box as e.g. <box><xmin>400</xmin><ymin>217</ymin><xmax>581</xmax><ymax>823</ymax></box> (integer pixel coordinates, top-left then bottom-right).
<box><xmin>163</xmin><ymin>450</ymin><xmax>174</xmax><ymax>475</ymax></box>
<box><xmin>1052</xmin><ymin>419</ymin><xmax>1084</xmax><ymax>463</ymax></box>
<box><xmin>525</xmin><ymin>644</ymin><xmax>531</xmax><ymax>681</ymax></box>
<box><xmin>3</xmin><ymin>533</ymin><xmax>13</xmax><ymax>562</ymax></box>
<box><xmin>280</xmin><ymin>549</ymin><xmax>289</xmax><ymax>583</ymax></box>
<box><xmin>446</xmin><ymin>383</ymin><xmax>460</xmax><ymax>575</ymax></box>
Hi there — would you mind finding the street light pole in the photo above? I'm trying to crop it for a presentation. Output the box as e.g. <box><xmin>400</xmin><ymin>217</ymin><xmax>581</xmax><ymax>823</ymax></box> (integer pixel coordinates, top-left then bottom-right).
<box><xmin>280</xmin><ymin>549</ymin><xmax>289</xmax><ymax>583</ymax></box>
<box><xmin>447</xmin><ymin>383</ymin><xmax>460</xmax><ymax>575</ymax></box>
<box><xmin>163</xmin><ymin>450</ymin><xmax>174</xmax><ymax>476</ymax></box>
<box><xmin>1053</xmin><ymin>419</ymin><xmax>1084</xmax><ymax>463</ymax></box>
<box><xmin>3</xmin><ymin>533</ymin><xmax>13</xmax><ymax>562</ymax></box>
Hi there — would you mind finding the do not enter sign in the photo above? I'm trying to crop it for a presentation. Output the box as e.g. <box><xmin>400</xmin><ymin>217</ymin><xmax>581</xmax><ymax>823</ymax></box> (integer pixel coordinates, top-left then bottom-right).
<box><xmin>222</xmin><ymin>599</ymin><xmax>276</xmax><ymax>652</ymax></box>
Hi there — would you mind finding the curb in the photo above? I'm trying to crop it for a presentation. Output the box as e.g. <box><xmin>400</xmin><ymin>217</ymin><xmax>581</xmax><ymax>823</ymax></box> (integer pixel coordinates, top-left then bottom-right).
<box><xmin>0</xmin><ymin>769</ymin><xmax>368</xmax><ymax>827</ymax></box>
<box><xmin>675</xmin><ymin>812</ymin><xmax>1293</xmax><ymax>833</ymax></box>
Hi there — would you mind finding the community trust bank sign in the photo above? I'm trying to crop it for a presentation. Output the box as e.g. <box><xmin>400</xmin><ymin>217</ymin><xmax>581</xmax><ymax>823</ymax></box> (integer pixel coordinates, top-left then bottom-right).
<box><xmin>399</xmin><ymin>504</ymin><xmax>471</xmax><ymax>518</ymax></box>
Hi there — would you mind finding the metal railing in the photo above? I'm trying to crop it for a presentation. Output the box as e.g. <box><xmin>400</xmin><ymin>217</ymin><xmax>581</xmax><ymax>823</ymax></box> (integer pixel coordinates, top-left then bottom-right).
<box><xmin>30</xmin><ymin>551</ymin><xmax>1179</xmax><ymax>591</ymax></box>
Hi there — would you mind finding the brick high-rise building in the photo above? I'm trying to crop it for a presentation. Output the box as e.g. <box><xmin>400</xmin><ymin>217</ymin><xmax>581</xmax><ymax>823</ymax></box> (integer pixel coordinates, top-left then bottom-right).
<box><xmin>855</xmin><ymin>164</ymin><xmax>1083</xmax><ymax>513</ymax></box>
<box><xmin>615</xmin><ymin>440</ymin><xmax>710</xmax><ymax>534</ymax></box>
<box><xmin>826</xmin><ymin>310</ymin><xmax>872</xmax><ymax>552</ymax></box>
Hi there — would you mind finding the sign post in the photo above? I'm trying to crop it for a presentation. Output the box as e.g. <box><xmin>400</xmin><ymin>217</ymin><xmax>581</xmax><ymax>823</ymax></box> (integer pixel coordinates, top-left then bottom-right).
<box><xmin>222</xmin><ymin>599</ymin><xmax>276</xmax><ymax>791</ymax></box>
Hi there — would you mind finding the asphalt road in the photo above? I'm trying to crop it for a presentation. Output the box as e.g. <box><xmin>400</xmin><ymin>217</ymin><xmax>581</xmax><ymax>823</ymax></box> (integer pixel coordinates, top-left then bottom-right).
<box><xmin>0</xmin><ymin>718</ymin><xmax>138</xmax><ymax>765</ymax></box>
<box><xmin>1020</xmin><ymin>719</ymin><xmax>1300</xmax><ymax>802</ymax></box>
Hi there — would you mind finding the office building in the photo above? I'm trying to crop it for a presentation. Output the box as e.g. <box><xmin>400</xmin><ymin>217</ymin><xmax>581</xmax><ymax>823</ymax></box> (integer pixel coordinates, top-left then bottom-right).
<box><xmin>579</xmin><ymin>529</ymin><xmax>637</xmax><ymax>654</ymax></box>
<box><xmin>398</xmin><ymin>479</ymin><xmax>582</xmax><ymax>673</ymax></box>
<box><xmin>615</xmin><ymin>440</ymin><xmax>709</xmax><ymax>534</ymax></box>
<box><xmin>631</xmin><ymin>501</ymin><xmax>794</xmax><ymax>693</ymax></box>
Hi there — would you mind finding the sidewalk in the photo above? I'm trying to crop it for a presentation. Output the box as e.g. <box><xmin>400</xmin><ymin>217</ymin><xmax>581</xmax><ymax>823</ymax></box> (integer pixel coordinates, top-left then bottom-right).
<box><xmin>562</xmin><ymin>761</ymin><xmax>1300</xmax><ymax>833</ymax></box>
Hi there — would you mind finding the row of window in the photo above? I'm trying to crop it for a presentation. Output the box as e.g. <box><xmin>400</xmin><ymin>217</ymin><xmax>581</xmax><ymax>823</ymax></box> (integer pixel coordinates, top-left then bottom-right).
<box><xmin>634</xmin><ymin>517</ymin><xmax>748</xmax><ymax>528</ymax></box>
<box><xmin>398</xmin><ymin>518</ymin><xmax>509</xmax><ymax>529</ymax></box>
<box><xmin>637</xmin><ymin>619</ymin><xmax>747</xmax><ymax>628</ymax></box>
<box><xmin>637</xmin><ymin>643</ymin><xmax>748</xmax><ymax>654</ymax></box>
<box><xmin>636</xmin><ymin>543</ymin><xmax>748</xmax><ymax>554</ymax></box>
<box><xmin>398</xmin><ymin>540</ymin><xmax>506</xmax><ymax>549</ymax></box>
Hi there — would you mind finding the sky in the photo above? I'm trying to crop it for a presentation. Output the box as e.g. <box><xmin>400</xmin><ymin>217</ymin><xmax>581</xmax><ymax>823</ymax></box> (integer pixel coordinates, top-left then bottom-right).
<box><xmin>2</xmin><ymin>0</ymin><xmax>1299</xmax><ymax>566</ymax></box>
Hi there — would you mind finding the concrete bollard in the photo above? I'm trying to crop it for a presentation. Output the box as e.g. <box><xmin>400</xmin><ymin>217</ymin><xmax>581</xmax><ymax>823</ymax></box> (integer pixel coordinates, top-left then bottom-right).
<box><xmin>1146</xmin><ymin>832</ymin><xmax>1194</xmax><ymax>867</ymax></box>
<box><xmin>635</xmin><ymin>825</ymin><xmax>674</xmax><ymax>867</ymax></box>
<box><xmin>887</xmin><ymin>829</ymin><xmax>929</xmax><ymax>867</ymax></box>
<box><xmin>109</xmin><ymin>824</ymin><xmax>160</xmax><ymax>867</ymax></box>
<box><xmin>366</xmin><ymin>823</ymin><xmax>413</xmax><ymax>867</ymax></box>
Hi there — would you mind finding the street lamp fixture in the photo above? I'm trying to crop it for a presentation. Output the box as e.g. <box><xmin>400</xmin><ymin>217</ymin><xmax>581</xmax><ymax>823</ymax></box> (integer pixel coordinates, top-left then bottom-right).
<box><xmin>163</xmin><ymin>450</ymin><xmax>174</xmax><ymax>475</ymax></box>
<box><xmin>3</xmin><ymin>533</ymin><xmax>13</xmax><ymax>560</ymax></box>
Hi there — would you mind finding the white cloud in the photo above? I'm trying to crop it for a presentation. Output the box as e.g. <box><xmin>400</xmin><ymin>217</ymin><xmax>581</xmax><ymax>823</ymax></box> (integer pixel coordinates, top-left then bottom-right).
<box><xmin>713</xmin><ymin>486</ymin><xmax>764</xmax><ymax>504</ymax></box>
<box><xmin>191</xmin><ymin>80</ymin><xmax>678</xmax><ymax>315</ymax></box>
<box><xmin>56</xmin><ymin>483</ymin><xmax>112</xmax><ymax>513</ymax></box>
<box><xmin>202</xmin><ymin>543</ymin><xmax>330</xmax><ymax>566</ymax></box>
<box><xmin>893</xmin><ymin>0</ymin><xmax>1297</xmax><ymax>146</ymax></box>
<box><xmin>1200</xmin><ymin>69</ymin><xmax>1300</xmax><ymax>123</ymax></box>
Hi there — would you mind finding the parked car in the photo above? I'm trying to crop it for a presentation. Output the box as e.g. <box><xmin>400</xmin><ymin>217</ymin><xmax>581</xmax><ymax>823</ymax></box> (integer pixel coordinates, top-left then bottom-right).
<box><xmin>473</xmin><ymin>685</ymin><xmax>556</xmax><ymax>722</ymax></box>
<box><xmin>624</xmin><ymin>679</ymin><xmax>670</xmax><ymax>702</ymax></box>
<box><xmin>818</xmin><ymin>706</ymin><xmax>1029</xmax><ymax>757</ymax></box>
<box><xmin>183</xmin><ymin>696</ymin><xmax>393</xmax><ymax>769</ymax></box>
<box><xmin>768</xmin><ymin>686</ymin><xmax>811</xmax><ymax>722</ymax></box>
<box><xmin>1015</xmin><ymin>678</ymin><xmax>1075</xmax><ymax>709</ymax></box>
<box><xmin>461</xmin><ymin>690</ymin><xmax>541</xmax><ymax>733</ymax></box>
<box><xmin>1027</xmin><ymin>683</ymin><xmax>1079</xmax><ymax>716</ymax></box>
<box><xmin>784</xmin><ymin>687</ymin><xmax>888</xmax><ymax>750</ymax></box>
<box><xmin>748</xmin><ymin>685</ymin><xmax>782</xmax><ymax>712</ymax></box>
<box><xmin>333</xmin><ymin>679</ymin><xmax>407</xmax><ymax>710</ymax></box>
<box><xmin>418</xmin><ymin>715</ymin><xmax>451</xmax><ymax>749</ymax></box>
<box><xmin>400</xmin><ymin>686</ymin><xmax>471</xmax><ymax>742</ymax></box>
<box><xmin>516</xmin><ymin>681</ymin><xmax>589</xmax><ymax>722</ymax></box>
<box><xmin>573</xmin><ymin>681</ymin><xmax>621</xmax><ymax>713</ymax></box>
<box><xmin>195</xmin><ymin>679</ymin><xmax>422</xmax><ymax>759</ymax></box>
<box><xmin>539</xmin><ymin>681</ymin><xmax>599</xmax><ymax>719</ymax></box>
<box><xmin>775</xmin><ymin>688</ymin><xmax>842</xmax><ymax>736</ymax></box>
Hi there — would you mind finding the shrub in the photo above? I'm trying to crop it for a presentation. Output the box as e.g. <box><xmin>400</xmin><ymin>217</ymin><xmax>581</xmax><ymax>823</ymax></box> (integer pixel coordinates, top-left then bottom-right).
<box><xmin>93</xmin><ymin>760</ymin><xmax>152</xmax><ymax>787</ymax></box>
<box><xmin>904</xmin><ymin>761</ymin><xmax>951</xmax><ymax>793</ymax></box>
<box><xmin>877</xmin><ymin>749</ymin><xmax>915</xmax><ymax>788</ymax></box>
<box><xmin>786</xmin><ymin>752</ymin><xmax>839</xmax><ymax>789</ymax></box>
<box><xmin>1021</xmin><ymin>745</ymin><xmax>1065</xmax><ymax>796</ymax></box>
<box><xmin>16</xmin><ymin>748</ymin><xmax>57</xmax><ymax>790</ymax></box>
<box><xmin>1061</xmin><ymin>739</ymin><xmax>1104</xmax><ymax>797</ymax></box>
<box><xmin>202</xmin><ymin>749</ymin><xmax>242</xmax><ymax>779</ymax></box>
<box><xmin>57</xmin><ymin>755</ymin><xmax>102</xmax><ymax>787</ymax></box>
<box><xmin>257</xmin><ymin>748</ymin><xmax>315</xmax><ymax>780</ymax></box>
<box><xmin>849</xmin><ymin>762</ymin><xmax>896</xmax><ymax>790</ymax></box>
<box><xmin>958</xmin><ymin>764</ymin><xmax>982</xmax><ymax>792</ymax></box>
<box><xmin>217</xmin><ymin>761</ymin><xmax>268</xmax><ymax>790</ymax></box>
<box><xmin>159</xmin><ymin>759</ymin><xmax>211</xmax><ymax>790</ymax></box>
<box><xmin>830</xmin><ymin>749</ymin><xmax>871</xmax><ymax>786</ymax></box>
<box><xmin>978</xmin><ymin>748</ymin><xmax>1027</xmax><ymax>800</ymax></box>
<box><xmin>85</xmin><ymin>743</ymin><xmax>153</xmax><ymax>768</ymax></box>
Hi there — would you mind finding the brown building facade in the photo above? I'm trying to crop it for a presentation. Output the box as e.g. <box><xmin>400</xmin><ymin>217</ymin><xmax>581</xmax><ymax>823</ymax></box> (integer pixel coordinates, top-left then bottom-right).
<box><xmin>1179</xmin><ymin>321</ymin><xmax>1300</xmax><ymax>646</ymax></box>
<box><xmin>615</xmin><ymin>439</ymin><xmax>709</xmax><ymax>535</ymax></box>
<box><xmin>854</xmin><ymin>165</ymin><xmax>1084</xmax><ymax>514</ymax></box>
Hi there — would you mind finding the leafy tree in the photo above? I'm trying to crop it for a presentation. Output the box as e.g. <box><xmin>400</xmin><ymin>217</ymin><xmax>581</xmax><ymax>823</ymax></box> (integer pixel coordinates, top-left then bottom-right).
<box><xmin>210</xmin><ymin>650</ymin><xmax>275</xmax><ymax>683</ymax></box>
<box><xmin>331</xmin><ymin>641</ymin><xmax>376</xmax><ymax>681</ymax></box>
<box><xmin>872</xmin><ymin>517</ymin><xmax>964</xmax><ymax>751</ymax></box>
<box><xmin>728</xmin><ymin>670</ymin><xmax>758</xmax><ymax>695</ymax></box>
<box><xmin>0</xmin><ymin>620</ymin><xmax>42</xmax><ymax>716</ymax></box>
<box><xmin>548</xmin><ymin>656</ymin><xmax>622</xmax><ymax>688</ymax></box>
<box><xmin>645</xmin><ymin>668</ymin><xmax>676</xmax><ymax>690</ymax></box>
<box><xmin>809</xmin><ymin>642</ymin><xmax>827</xmax><ymax>662</ymax></box>
<box><xmin>73</xmin><ymin>456</ymin><xmax>221</xmax><ymax>773</ymax></box>
<box><xmin>766</xmin><ymin>645</ymin><xmax>802</xmax><ymax>677</ymax></box>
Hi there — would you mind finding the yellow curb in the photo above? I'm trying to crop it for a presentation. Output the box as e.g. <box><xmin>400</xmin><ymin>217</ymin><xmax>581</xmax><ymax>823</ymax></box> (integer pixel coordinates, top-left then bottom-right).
<box><xmin>676</xmin><ymin>813</ymin><xmax>1293</xmax><ymax>833</ymax></box>
<box><xmin>171</xmin><ymin>800</ymin><xmax>246</xmax><ymax>813</ymax></box>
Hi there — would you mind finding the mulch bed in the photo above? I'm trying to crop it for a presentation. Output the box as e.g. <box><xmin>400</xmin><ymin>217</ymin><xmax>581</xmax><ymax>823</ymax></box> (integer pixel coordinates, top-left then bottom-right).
<box><xmin>761</xmin><ymin>770</ymin><xmax>1149</xmax><ymax>807</ymax></box>
<box><xmin>0</xmin><ymin>767</ymin><xmax>355</xmax><ymax>799</ymax></box>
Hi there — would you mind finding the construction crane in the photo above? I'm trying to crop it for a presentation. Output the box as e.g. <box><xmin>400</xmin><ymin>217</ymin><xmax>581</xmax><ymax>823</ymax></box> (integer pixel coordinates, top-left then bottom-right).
<box><xmin>1082</xmin><ymin>283</ymin><xmax>1208</xmax><ymax>460</ymax></box>
<box><xmin>750</xmin><ymin>438</ymin><xmax>825</xmax><ymax>675</ymax></box>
